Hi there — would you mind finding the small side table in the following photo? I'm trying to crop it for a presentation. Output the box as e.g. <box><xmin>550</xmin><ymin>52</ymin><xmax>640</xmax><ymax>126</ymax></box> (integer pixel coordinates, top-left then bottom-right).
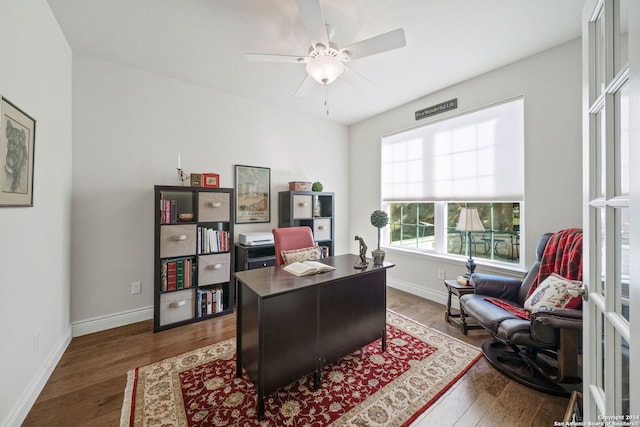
<box><xmin>444</xmin><ymin>279</ymin><xmax>482</xmax><ymax>335</ymax></box>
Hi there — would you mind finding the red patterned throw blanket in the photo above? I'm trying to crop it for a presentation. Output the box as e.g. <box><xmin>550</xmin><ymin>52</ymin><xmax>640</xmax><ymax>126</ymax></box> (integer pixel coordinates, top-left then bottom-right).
<box><xmin>484</xmin><ymin>297</ymin><xmax>531</xmax><ymax>320</ymax></box>
<box><xmin>526</xmin><ymin>228</ymin><xmax>583</xmax><ymax>298</ymax></box>
<box><xmin>484</xmin><ymin>228</ymin><xmax>583</xmax><ymax>320</ymax></box>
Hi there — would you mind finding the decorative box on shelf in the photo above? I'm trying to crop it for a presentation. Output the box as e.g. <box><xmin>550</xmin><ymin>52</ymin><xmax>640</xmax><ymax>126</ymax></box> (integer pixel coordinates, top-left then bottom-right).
<box><xmin>191</xmin><ymin>173</ymin><xmax>220</xmax><ymax>188</ymax></box>
<box><xmin>289</xmin><ymin>181</ymin><xmax>312</xmax><ymax>191</ymax></box>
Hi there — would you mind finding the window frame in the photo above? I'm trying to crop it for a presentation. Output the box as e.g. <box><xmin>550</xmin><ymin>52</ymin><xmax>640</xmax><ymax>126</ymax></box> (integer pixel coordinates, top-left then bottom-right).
<box><xmin>380</xmin><ymin>98</ymin><xmax>525</xmax><ymax>270</ymax></box>
<box><xmin>383</xmin><ymin>200</ymin><xmax>523</xmax><ymax>269</ymax></box>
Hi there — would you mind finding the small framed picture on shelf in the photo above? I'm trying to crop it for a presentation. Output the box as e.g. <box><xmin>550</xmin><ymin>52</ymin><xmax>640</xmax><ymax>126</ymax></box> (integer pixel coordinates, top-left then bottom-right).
<box><xmin>0</xmin><ymin>96</ymin><xmax>36</xmax><ymax>207</ymax></box>
<box><xmin>235</xmin><ymin>164</ymin><xmax>270</xmax><ymax>224</ymax></box>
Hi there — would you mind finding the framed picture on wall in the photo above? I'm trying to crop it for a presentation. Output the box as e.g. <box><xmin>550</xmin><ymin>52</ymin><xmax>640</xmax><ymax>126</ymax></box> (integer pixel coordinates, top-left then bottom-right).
<box><xmin>235</xmin><ymin>164</ymin><xmax>270</xmax><ymax>223</ymax></box>
<box><xmin>0</xmin><ymin>96</ymin><xmax>36</xmax><ymax>207</ymax></box>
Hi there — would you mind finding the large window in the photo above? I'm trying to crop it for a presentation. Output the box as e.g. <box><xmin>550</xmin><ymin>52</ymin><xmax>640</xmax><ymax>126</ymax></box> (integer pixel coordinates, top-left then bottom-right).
<box><xmin>389</xmin><ymin>202</ymin><xmax>436</xmax><ymax>250</ymax></box>
<box><xmin>381</xmin><ymin>98</ymin><xmax>524</xmax><ymax>266</ymax></box>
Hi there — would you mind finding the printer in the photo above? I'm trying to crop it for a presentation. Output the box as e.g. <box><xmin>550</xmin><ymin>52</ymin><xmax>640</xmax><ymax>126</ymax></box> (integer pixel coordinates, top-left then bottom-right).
<box><xmin>238</xmin><ymin>232</ymin><xmax>274</xmax><ymax>246</ymax></box>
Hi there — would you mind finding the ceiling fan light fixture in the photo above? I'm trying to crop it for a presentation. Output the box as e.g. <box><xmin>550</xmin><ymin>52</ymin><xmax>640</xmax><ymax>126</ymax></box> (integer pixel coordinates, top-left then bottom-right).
<box><xmin>306</xmin><ymin>49</ymin><xmax>344</xmax><ymax>84</ymax></box>
<box><xmin>339</xmin><ymin>49</ymin><xmax>351</xmax><ymax>62</ymax></box>
<box><xmin>314</xmin><ymin>42</ymin><xmax>327</xmax><ymax>52</ymax></box>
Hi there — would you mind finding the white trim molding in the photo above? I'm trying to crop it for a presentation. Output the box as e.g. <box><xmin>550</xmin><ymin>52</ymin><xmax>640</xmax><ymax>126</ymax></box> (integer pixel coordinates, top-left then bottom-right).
<box><xmin>4</xmin><ymin>329</ymin><xmax>72</xmax><ymax>427</ymax></box>
<box><xmin>72</xmin><ymin>306</ymin><xmax>153</xmax><ymax>337</ymax></box>
<box><xmin>387</xmin><ymin>277</ymin><xmax>451</xmax><ymax>307</ymax></box>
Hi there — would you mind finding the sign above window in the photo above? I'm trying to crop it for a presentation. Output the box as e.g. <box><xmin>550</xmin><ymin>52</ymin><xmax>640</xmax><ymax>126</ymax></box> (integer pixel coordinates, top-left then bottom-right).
<box><xmin>415</xmin><ymin>98</ymin><xmax>457</xmax><ymax>121</ymax></box>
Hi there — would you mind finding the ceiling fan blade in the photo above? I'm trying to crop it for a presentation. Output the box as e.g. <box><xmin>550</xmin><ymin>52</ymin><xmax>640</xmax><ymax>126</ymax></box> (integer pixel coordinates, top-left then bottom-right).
<box><xmin>293</xmin><ymin>74</ymin><xmax>316</xmax><ymax>97</ymax></box>
<box><xmin>345</xmin><ymin>65</ymin><xmax>373</xmax><ymax>83</ymax></box>
<box><xmin>343</xmin><ymin>65</ymin><xmax>374</xmax><ymax>89</ymax></box>
<box><xmin>295</xmin><ymin>0</ymin><xmax>329</xmax><ymax>47</ymax></box>
<box><xmin>341</xmin><ymin>28</ymin><xmax>406</xmax><ymax>61</ymax></box>
<box><xmin>246</xmin><ymin>53</ymin><xmax>307</xmax><ymax>64</ymax></box>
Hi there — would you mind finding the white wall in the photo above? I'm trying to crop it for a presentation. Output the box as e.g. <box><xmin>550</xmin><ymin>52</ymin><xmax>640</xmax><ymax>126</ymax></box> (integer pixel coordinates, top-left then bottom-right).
<box><xmin>71</xmin><ymin>54</ymin><xmax>349</xmax><ymax>332</ymax></box>
<box><xmin>348</xmin><ymin>39</ymin><xmax>583</xmax><ymax>304</ymax></box>
<box><xmin>0</xmin><ymin>0</ymin><xmax>72</xmax><ymax>425</ymax></box>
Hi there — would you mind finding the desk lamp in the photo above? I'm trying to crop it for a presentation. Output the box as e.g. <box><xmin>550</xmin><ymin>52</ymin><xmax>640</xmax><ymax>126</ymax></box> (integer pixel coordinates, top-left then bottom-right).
<box><xmin>456</xmin><ymin>207</ymin><xmax>485</xmax><ymax>278</ymax></box>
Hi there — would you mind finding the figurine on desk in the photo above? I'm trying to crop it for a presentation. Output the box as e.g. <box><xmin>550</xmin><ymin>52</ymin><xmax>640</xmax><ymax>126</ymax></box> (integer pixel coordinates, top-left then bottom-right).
<box><xmin>354</xmin><ymin>235</ymin><xmax>369</xmax><ymax>269</ymax></box>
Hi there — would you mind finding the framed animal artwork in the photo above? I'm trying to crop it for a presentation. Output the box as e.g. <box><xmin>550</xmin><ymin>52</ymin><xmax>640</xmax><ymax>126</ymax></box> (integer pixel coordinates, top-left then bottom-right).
<box><xmin>0</xmin><ymin>96</ymin><xmax>36</xmax><ymax>207</ymax></box>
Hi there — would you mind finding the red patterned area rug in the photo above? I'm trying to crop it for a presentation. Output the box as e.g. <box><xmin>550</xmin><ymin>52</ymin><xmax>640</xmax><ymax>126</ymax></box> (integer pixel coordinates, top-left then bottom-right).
<box><xmin>121</xmin><ymin>311</ymin><xmax>481</xmax><ymax>426</ymax></box>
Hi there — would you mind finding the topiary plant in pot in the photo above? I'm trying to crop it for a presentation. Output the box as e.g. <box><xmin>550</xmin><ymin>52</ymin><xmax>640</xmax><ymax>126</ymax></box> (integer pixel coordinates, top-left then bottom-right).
<box><xmin>370</xmin><ymin>209</ymin><xmax>389</xmax><ymax>266</ymax></box>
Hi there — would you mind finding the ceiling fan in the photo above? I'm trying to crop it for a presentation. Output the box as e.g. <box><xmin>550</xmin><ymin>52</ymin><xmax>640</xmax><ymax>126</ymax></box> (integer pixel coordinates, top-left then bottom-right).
<box><xmin>246</xmin><ymin>0</ymin><xmax>406</xmax><ymax>113</ymax></box>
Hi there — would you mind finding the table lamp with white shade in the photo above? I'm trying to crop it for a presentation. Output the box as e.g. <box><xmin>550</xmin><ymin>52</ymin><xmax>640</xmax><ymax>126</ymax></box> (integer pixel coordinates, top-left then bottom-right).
<box><xmin>455</xmin><ymin>207</ymin><xmax>485</xmax><ymax>278</ymax></box>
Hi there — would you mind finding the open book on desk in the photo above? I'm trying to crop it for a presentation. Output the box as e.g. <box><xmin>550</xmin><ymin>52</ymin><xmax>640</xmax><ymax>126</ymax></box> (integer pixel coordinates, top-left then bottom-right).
<box><xmin>283</xmin><ymin>260</ymin><xmax>336</xmax><ymax>277</ymax></box>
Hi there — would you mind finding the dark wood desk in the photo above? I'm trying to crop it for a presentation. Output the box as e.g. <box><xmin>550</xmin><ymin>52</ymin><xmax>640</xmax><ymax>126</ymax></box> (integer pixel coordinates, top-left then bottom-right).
<box><xmin>235</xmin><ymin>254</ymin><xmax>394</xmax><ymax>420</ymax></box>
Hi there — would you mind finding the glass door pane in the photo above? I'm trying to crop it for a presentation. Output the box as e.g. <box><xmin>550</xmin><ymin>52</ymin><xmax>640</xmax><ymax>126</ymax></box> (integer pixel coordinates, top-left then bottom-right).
<box><xmin>616</xmin><ymin>332</ymin><xmax>630</xmax><ymax>416</ymax></box>
<box><xmin>594</xmin><ymin>9</ymin><xmax>606</xmax><ymax>97</ymax></box>
<box><xmin>616</xmin><ymin>83</ymin><xmax>630</xmax><ymax>196</ymax></box>
<box><xmin>596</xmin><ymin>109</ymin><xmax>606</xmax><ymax>198</ymax></box>
<box><xmin>615</xmin><ymin>0</ymin><xmax>628</xmax><ymax>72</ymax></box>
<box><xmin>598</xmin><ymin>312</ymin><xmax>606</xmax><ymax>390</ymax></box>
<box><xmin>616</xmin><ymin>207</ymin><xmax>630</xmax><ymax>321</ymax></box>
<box><xmin>597</xmin><ymin>207</ymin><xmax>606</xmax><ymax>294</ymax></box>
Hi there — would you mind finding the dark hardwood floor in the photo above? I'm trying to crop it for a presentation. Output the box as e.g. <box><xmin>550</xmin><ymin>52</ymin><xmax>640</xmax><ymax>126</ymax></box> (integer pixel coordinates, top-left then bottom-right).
<box><xmin>23</xmin><ymin>287</ymin><xmax>569</xmax><ymax>426</ymax></box>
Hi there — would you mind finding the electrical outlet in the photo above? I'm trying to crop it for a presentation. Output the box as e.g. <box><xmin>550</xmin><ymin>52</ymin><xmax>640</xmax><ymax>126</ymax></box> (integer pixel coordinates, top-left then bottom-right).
<box><xmin>437</xmin><ymin>269</ymin><xmax>446</xmax><ymax>280</ymax></box>
<box><xmin>131</xmin><ymin>281</ymin><xmax>142</xmax><ymax>294</ymax></box>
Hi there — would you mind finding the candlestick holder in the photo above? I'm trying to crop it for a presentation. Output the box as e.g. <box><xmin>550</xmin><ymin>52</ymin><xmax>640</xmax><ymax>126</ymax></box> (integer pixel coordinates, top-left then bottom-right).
<box><xmin>176</xmin><ymin>168</ymin><xmax>189</xmax><ymax>186</ymax></box>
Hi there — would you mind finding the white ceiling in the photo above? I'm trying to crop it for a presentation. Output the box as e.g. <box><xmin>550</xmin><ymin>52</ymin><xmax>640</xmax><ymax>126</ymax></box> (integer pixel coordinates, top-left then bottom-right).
<box><xmin>46</xmin><ymin>0</ymin><xmax>584</xmax><ymax>125</ymax></box>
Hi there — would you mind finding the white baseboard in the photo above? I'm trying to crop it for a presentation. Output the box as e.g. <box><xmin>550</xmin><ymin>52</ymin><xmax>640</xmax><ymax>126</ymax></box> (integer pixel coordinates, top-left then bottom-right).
<box><xmin>3</xmin><ymin>329</ymin><xmax>72</xmax><ymax>427</ymax></box>
<box><xmin>4</xmin><ymin>307</ymin><xmax>154</xmax><ymax>426</ymax></box>
<box><xmin>388</xmin><ymin>278</ymin><xmax>461</xmax><ymax>309</ymax></box>
<box><xmin>72</xmin><ymin>306</ymin><xmax>154</xmax><ymax>337</ymax></box>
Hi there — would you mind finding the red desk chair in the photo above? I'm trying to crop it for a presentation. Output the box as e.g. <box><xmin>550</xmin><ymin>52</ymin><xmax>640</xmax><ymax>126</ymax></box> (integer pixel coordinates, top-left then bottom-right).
<box><xmin>273</xmin><ymin>226</ymin><xmax>315</xmax><ymax>266</ymax></box>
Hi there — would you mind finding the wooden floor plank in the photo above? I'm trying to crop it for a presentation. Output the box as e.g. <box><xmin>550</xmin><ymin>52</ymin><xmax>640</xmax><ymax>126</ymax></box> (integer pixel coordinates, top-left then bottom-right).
<box><xmin>22</xmin><ymin>286</ymin><xmax>569</xmax><ymax>426</ymax></box>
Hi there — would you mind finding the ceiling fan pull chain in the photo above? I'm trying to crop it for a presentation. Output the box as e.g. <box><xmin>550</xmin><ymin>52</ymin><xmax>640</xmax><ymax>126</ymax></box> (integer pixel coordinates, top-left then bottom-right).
<box><xmin>324</xmin><ymin>82</ymin><xmax>329</xmax><ymax>115</ymax></box>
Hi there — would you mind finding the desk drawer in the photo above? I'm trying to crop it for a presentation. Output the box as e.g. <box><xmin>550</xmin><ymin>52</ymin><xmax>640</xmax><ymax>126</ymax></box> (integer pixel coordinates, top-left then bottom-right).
<box><xmin>160</xmin><ymin>224</ymin><xmax>197</xmax><ymax>258</ymax></box>
<box><xmin>159</xmin><ymin>289</ymin><xmax>195</xmax><ymax>326</ymax></box>
<box><xmin>199</xmin><ymin>192</ymin><xmax>230</xmax><ymax>222</ymax></box>
<box><xmin>248</xmin><ymin>256</ymin><xmax>276</xmax><ymax>270</ymax></box>
<box><xmin>198</xmin><ymin>253</ymin><xmax>231</xmax><ymax>285</ymax></box>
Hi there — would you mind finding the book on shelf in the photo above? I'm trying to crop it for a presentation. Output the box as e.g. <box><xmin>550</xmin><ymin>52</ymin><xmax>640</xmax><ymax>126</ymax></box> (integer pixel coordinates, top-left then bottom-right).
<box><xmin>206</xmin><ymin>290</ymin><xmax>213</xmax><ymax>314</ymax></box>
<box><xmin>161</xmin><ymin>257</ymin><xmax>195</xmax><ymax>291</ymax></box>
<box><xmin>283</xmin><ymin>260</ymin><xmax>336</xmax><ymax>277</ymax></box>
<box><xmin>176</xmin><ymin>260</ymin><xmax>184</xmax><ymax>289</ymax></box>
<box><xmin>191</xmin><ymin>261</ymin><xmax>197</xmax><ymax>287</ymax></box>
<box><xmin>197</xmin><ymin>227</ymin><xmax>230</xmax><ymax>253</ymax></box>
<box><xmin>197</xmin><ymin>289</ymin><xmax>205</xmax><ymax>317</ymax></box>
<box><xmin>196</xmin><ymin>287</ymin><xmax>224</xmax><ymax>317</ymax></box>
<box><xmin>158</xmin><ymin>192</ymin><xmax>179</xmax><ymax>224</ymax></box>
<box><xmin>160</xmin><ymin>261</ymin><xmax>168</xmax><ymax>292</ymax></box>
<box><xmin>184</xmin><ymin>259</ymin><xmax>190</xmax><ymax>289</ymax></box>
<box><xmin>167</xmin><ymin>261</ymin><xmax>177</xmax><ymax>290</ymax></box>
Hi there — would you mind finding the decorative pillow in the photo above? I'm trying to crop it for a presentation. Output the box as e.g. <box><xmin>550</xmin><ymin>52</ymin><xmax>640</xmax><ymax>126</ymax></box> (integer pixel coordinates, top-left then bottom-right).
<box><xmin>281</xmin><ymin>245</ymin><xmax>321</xmax><ymax>265</ymax></box>
<box><xmin>523</xmin><ymin>273</ymin><xmax>583</xmax><ymax>312</ymax></box>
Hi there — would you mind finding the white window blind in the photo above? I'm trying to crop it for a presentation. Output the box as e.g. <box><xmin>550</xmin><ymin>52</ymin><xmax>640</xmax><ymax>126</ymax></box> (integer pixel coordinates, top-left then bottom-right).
<box><xmin>382</xmin><ymin>98</ymin><xmax>524</xmax><ymax>201</ymax></box>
